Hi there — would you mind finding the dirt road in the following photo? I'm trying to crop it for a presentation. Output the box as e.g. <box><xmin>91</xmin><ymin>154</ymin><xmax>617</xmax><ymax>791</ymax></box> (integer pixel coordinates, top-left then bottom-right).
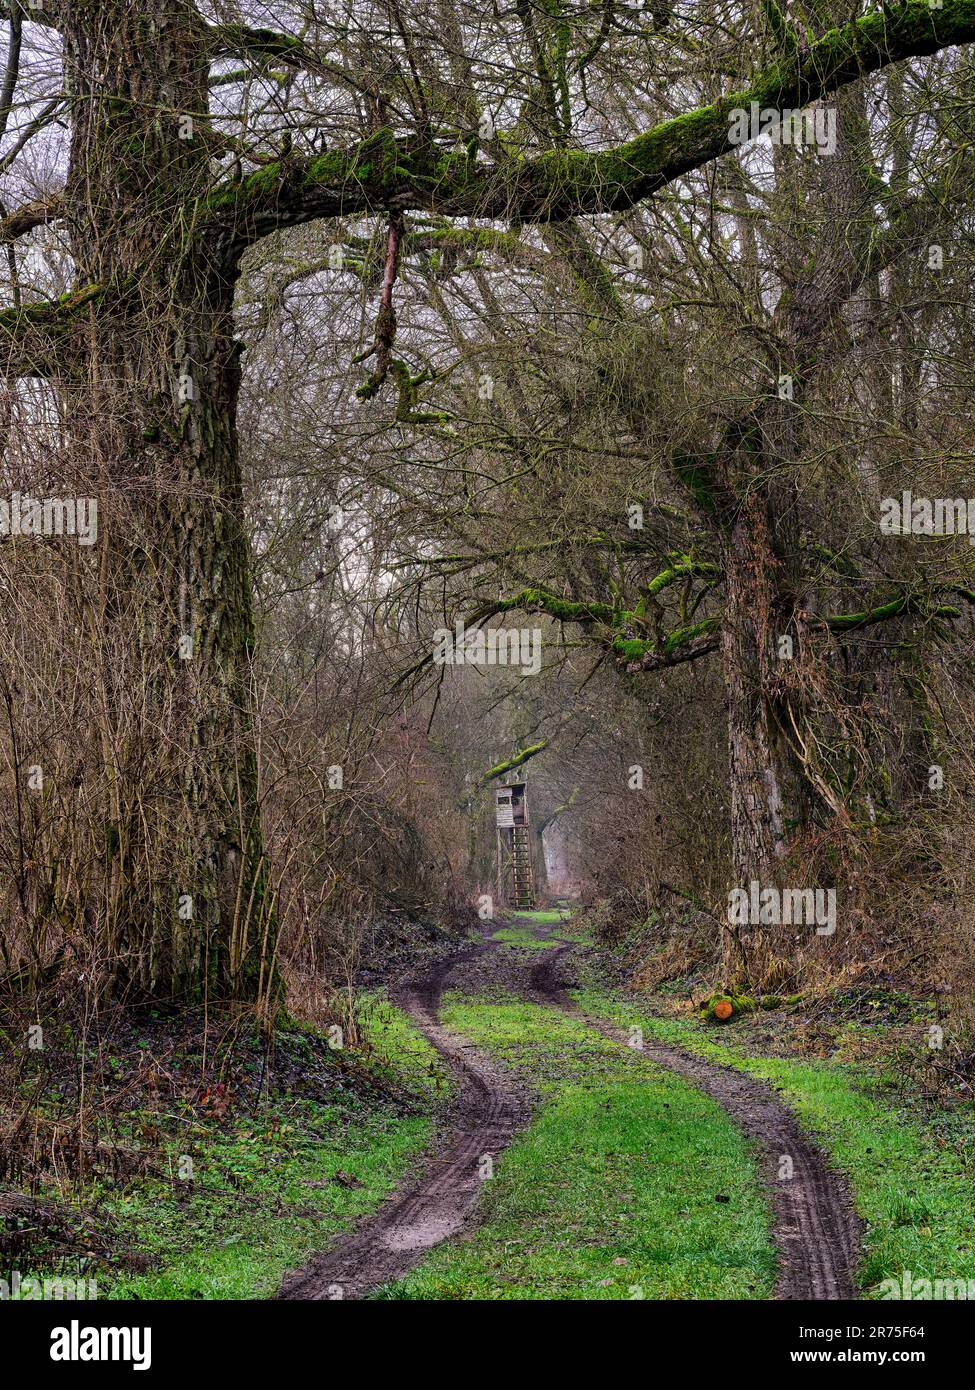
<box><xmin>276</xmin><ymin>944</ymin><xmax>528</xmax><ymax>1300</ymax></box>
<box><xmin>278</xmin><ymin>927</ymin><xmax>860</xmax><ymax>1300</ymax></box>
<box><xmin>530</xmin><ymin>940</ymin><xmax>861</xmax><ymax>1300</ymax></box>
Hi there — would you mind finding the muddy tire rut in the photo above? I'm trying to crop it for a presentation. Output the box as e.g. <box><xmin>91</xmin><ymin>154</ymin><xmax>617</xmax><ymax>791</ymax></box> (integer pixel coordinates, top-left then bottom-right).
<box><xmin>530</xmin><ymin>942</ymin><xmax>862</xmax><ymax>1300</ymax></box>
<box><xmin>278</xmin><ymin>928</ymin><xmax>861</xmax><ymax>1301</ymax></box>
<box><xmin>276</xmin><ymin>944</ymin><xmax>529</xmax><ymax>1300</ymax></box>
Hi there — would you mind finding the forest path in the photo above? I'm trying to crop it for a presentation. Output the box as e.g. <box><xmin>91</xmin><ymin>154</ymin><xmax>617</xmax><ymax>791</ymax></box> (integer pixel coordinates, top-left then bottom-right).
<box><xmin>528</xmin><ymin>920</ymin><xmax>862</xmax><ymax>1300</ymax></box>
<box><xmin>276</xmin><ymin>939</ymin><xmax>536</xmax><ymax>1300</ymax></box>
<box><xmin>278</xmin><ymin>914</ymin><xmax>860</xmax><ymax>1301</ymax></box>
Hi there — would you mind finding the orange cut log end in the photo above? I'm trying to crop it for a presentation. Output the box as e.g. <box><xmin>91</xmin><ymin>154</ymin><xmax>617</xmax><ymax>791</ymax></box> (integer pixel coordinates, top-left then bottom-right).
<box><xmin>713</xmin><ymin>1000</ymin><xmax>734</xmax><ymax>1021</ymax></box>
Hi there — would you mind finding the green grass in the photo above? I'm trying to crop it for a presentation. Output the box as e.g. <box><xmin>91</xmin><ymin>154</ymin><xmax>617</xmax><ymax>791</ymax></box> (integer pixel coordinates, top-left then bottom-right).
<box><xmin>545</xmin><ymin>919</ymin><xmax>596</xmax><ymax>945</ymax></box>
<box><xmin>575</xmin><ymin>990</ymin><xmax>975</xmax><ymax>1298</ymax></box>
<box><xmin>88</xmin><ymin>1005</ymin><xmax>447</xmax><ymax>1300</ymax></box>
<box><xmin>492</xmin><ymin>907</ymin><xmax>590</xmax><ymax>949</ymax></box>
<box><xmin>106</xmin><ymin>1102</ymin><xmax>430</xmax><ymax>1300</ymax></box>
<box><xmin>509</xmin><ymin>908</ymin><xmax>568</xmax><ymax>925</ymax></box>
<box><xmin>508</xmin><ymin>905</ymin><xmax>595</xmax><ymax>944</ymax></box>
<box><xmin>490</xmin><ymin>924</ymin><xmax>559</xmax><ymax>950</ymax></box>
<box><xmin>356</xmin><ymin>993</ymin><xmax>454</xmax><ymax>1097</ymax></box>
<box><xmin>382</xmin><ymin>996</ymin><xmax>775</xmax><ymax>1300</ymax></box>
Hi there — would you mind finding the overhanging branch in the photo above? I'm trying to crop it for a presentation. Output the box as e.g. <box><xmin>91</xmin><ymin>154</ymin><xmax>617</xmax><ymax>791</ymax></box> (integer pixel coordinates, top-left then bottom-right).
<box><xmin>0</xmin><ymin>280</ymin><xmax>108</xmax><ymax>378</ymax></box>
<box><xmin>474</xmin><ymin>740</ymin><xmax>548</xmax><ymax>791</ymax></box>
<box><xmin>0</xmin><ymin>195</ymin><xmax>60</xmax><ymax>246</ymax></box>
<box><xmin>204</xmin><ymin>1</ymin><xmax>975</xmax><ymax>250</ymax></box>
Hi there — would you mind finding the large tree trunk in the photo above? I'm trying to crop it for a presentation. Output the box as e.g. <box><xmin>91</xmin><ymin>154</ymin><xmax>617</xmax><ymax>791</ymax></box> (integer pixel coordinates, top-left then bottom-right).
<box><xmin>58</xmin><ymin>1</ymin><xmax>273</xmax><ymax>1001</ymax></box>
<box><xmin>714</xmin><ymin>459</ymin><xmax>809</xmax><ymax>983</ymax></box>
<box><xmin>720</xmin><ymin>498</ymin><xmax>788</xmax><ymax>888</ymax></box>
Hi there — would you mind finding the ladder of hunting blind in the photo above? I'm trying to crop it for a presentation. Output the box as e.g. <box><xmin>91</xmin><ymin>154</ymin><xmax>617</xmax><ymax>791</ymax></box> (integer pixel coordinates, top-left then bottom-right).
<box><xmin>509</xmin><ymin>824</ymin><xmax>535</xmax><ymax>909</ymax></box>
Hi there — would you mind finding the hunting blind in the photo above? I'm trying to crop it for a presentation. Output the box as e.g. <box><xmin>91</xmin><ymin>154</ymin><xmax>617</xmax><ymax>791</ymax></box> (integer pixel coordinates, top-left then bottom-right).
<box><xmin>495</xmin><ymin>782</ymin><xmax>536</xmax><ymax>909</ymax></box>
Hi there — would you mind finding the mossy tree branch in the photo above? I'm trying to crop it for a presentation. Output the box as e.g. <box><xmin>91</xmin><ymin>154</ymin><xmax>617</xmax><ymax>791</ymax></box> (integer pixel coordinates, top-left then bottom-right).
<box><xmin>0</xmin><ymin>280</ymin><xmax>110</xmax><ymax>377</ymax></box>
<box><xmin>204</xmin><ymin>2</ymin><xmax>975</xmax><ymax>247</ymax></box>
<box><xmin>474</xmin><ymin>740</ymin><xmax>548</xmax><ymax>791</ymax></box>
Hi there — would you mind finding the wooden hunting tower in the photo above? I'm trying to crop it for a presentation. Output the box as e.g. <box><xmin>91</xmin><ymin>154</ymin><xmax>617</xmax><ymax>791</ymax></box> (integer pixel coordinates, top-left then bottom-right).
<box><xmin>495</xmin><ymin>781</ymin><xmax>536</xmax><ymax>909</ymax></box>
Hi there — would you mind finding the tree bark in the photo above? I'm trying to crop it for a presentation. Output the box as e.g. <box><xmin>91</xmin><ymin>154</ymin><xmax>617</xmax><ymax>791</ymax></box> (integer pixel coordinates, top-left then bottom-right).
<box><xmin>712</xmin><ymin>453</ymin><xmax>806</xmax><ymax>982</ymax></box>
<box><xmin>719</xmin><ymin>496</ymin><xmax>788</xmax><ymax>890</ymax></box>
<box><xmin>58</xmin><ymin>1</ymin><xmax>272</xmax><ymax>1001</ymax></box>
